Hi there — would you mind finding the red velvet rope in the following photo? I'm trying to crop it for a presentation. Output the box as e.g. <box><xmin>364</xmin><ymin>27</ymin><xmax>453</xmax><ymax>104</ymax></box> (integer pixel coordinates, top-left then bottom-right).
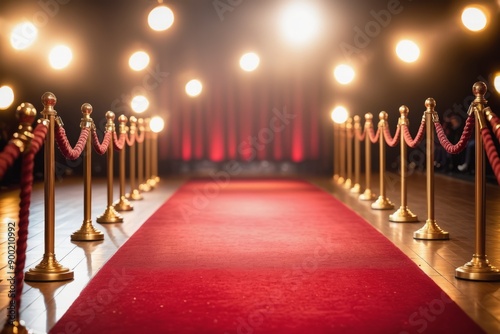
<box><xmin>135</xmin><ymin>129</ymin><xmax>145</xmax><ymax>144</ymax></box>
<box><xmin>113</xmin><ymin>132</ymin><xmax>127</xmax><ymax>151</ymax></box>
<box><xmin>486</xmin><ymin>110</ymin><xmax>500</xmax><ymax>142</ymax></box>
<box><xmin>126</xmin><ymin>131</ymin><xmax>135</xmax><ymax>146</ymax></box>
<box><xmin>367</xmin><ymin>126</ymin><xmax>380</xmax><ymax>144</ymax></box>
<box><xmin>0</xmin><ymin>143</ymin><xmax>22</xmax><ymax>181</ymax></box>
<box><xmin>383</xmin><ymin>125</ymin><xmax>401</xmax><ymax>147</ymax></box>
<box><xmin>481</xmin><ymin>127</ymin><xmax>500</xmax><ymax>185</ymax></box>
<box><xmin>434</xmin><ymin>115</ymin><xmax>475</xmax><ymax>154</ymax></box>
<box><xmin>92</xmin><ymin>130</ymin><xmax>111</xmax><ymax>155</ymax></box>
<box><xmin>55</xmin><ymin>126</ymin><xmax>90</xmax><ymax>160</ymax></box>
<box><xmin>402</xmin><ymin>121</ymin><xmax>426</xmax><ymax>148</ymax></box>
<box><xmin>355</xmin><ymin>127</ymin><xmax>365</xmax><ymax>141</ymax></box>
<box><xmin>15</xmin><ymin>123</ymin><xmax>47</xmax><ymax>316</ymax></box>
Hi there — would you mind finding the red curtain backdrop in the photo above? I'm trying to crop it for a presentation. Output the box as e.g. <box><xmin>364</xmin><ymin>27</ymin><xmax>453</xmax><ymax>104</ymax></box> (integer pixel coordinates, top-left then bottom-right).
<box><xmin>159</xmin><ymin>68</ymin><xmax>328</xmax><ymax>165</ymax></box>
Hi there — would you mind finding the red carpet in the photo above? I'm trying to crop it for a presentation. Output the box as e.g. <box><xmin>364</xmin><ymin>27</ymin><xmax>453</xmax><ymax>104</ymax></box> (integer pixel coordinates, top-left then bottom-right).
<box><xmin>50</xmin><ymin>179</ymin><xmax>484</xmax><ymax>333</ymax></box>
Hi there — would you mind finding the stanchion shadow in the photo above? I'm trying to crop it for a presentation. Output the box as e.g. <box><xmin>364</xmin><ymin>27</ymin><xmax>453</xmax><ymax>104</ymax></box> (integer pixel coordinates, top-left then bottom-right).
<box><xmin>99</xmin><ymin>223</ymin><xmax>130</xmax><ymax>249</ymax></box>
<box><xmin>72</xmin><ymin>240</ymin><xmax>104</xmax><ymax>278</ymax></box>
<box><xmin>24</xmin><ymin>280</ymin><xmax>70</xmax><ymax>331</ymax></box>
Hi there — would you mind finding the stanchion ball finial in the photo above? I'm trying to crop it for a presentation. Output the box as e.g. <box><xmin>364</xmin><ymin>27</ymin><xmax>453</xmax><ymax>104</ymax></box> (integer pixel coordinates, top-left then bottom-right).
<box><xmin>379</xmin><ymin>111</ymin><xmax>388</xmax><ymax>120</ymax></box>
<box><xmin>472</xmin><ymin>81</ymin><xmax>487</xmax><ymax>98</ymax></box>
<box><xmin>353</xmin><ymin>115</ymin><xmax>360</xmax><ymax>122</ymax></box>
<box><xmin>118</xmin><ymin>115</ymin><xmax>128</xmax><ymax>124</ymax></box>
<box><xmin>129</xmin><ymin>116</ymin><xmax>137</xmax><ymax>124</ymax></box>
<box><xmin>16</xmin><ymin>103</ymin><xmax>37</xmax><ymax>124</ymax></box>
<box><xmin>425</xmin><ymin>98</ymin><xmax>436</xmax><ymax>110</ymax></box>
<box><xmin>106</xmin><ymin>111</ymin><xmax>115</xmax><ymax>121</ymax></box>
<box><xmin>81</xmin><ymin>103</ymin><xmax>92</xmax><ymax>116</ymax></box>
<box><xmin>399</xmin><ymin>105</ymin><xmax>409</xmax><ymax>116</ymax></box>
<box><xmin>41</xmin><ymin>92</ymin><xmax>57</xmax><ymax>107</ymax></box>
<box><xmin>365</xmin><ymin>112</ymin><xmax>373</xmax><ymax>121</ymax></box>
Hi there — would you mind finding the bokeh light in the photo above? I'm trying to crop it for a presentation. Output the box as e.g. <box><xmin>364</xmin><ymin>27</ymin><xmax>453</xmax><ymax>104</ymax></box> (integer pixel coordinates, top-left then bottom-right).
<box><xmin>334</xmin><ymin>64</ymin><xmax>355</xmax><ymax>85</ymax></box>
<box><xmin>395</xmin><ymin>40</ymin><xmax>420</xmax><ymax>63</ymax></box>
<box><xmin>48</xmin><ymin>45</ymin><xmax>73</xmax><ymax>70</ymax></box>
<box><xmin>129</xmin><ymin>51</ymin><xmax>150</xmax><ymax>71</ymax></box>
<box><xmin>280</xmin><ymin>2</ymin><xmax>320</xmax><ymax>45</ymax></box>
<box><xmin>331</xmin><ymin>106</ymin><xmax>349</xmax><ymax>124</ymax></box>
<box><xmin>150</xmin><ymin>116</ymin><xmax>165</xmax><ymax>133</ymax></box>
<box><xmin>185</xmin><ymin>79</ymin><xmax>203</xmax><ymax>97</ymax></box>
<box><xmin>461</xmin><ymin>6</ymin><xmax>488</xmax><ymax>32</ymax></box>
<box><xmin>148</xmin><ymin>5</ymin><xmax>175</xmax><ymax>31</ymax></box>
<box><xmin>494</xmin><ymin>73</ymin><xmax>500</xmax><ymax>94</ymax></box>
<box><xmin>131</xmin><ymin>95</ymin><xmax>149</xmax><ymax>113</ymax></box>
<box><xmin>0</xmin><ymin>86</ymin><xmax>15</xmax><ymax>110</ymax></box>
<box><xmin>10</xmin><ymin>22</ymin><xmax>38</xmax><ymax>50</ymax></box>
<box><xmin>240</xmin><ymin>52</ymin><xmax>260</xmax><ymax>72</ymax></box>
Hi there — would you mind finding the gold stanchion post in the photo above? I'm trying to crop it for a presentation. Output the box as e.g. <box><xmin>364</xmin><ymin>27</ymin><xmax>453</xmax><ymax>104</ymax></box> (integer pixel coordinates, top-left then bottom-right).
<box><xmin>126</xmin><ymin>116</ymin><xmax>143</xmax><ymax>200</ymax></box>
<box><xmin>371</xmin><ymin>111</ymin><xmax>394</xmax><ymax>210</ymax></box>
<box><xmin>96</xmin><ymin>111</ymin><xmax>124</xmax><ymax>224</ymax></box>
<box><xmin>338</xmin><ymin>121</ymin><xmax>346</xmax><ymax>185</ymax></box>
<box><xmin>25</xmin><ymin>92</ymin><xmax>74</xmax><ymax>282</ymax></box>
<box><xmin>359</xmin><ymin>113</ymin><xmax>376</xmax><ymax>201</ymax></box>
<box><xmin>71</xmin><ymin>104</ymin><xmax>105</xmax><ymax>241</ymax></box>
<box><xmin>113</xmin><ymin>115</ymin><xmax>133</xmax><ymax>212</ymax></box>
<box><xmin>413</xmin><ymin>98</ymin><xmax>449</xmax><ymax>239</ymax></box>
<box><xmin>139</xmin><ymin>118</ymin><xmax>151</xmax><ymax>192</ymax></box>
<box><xmin>350</xmin><ymin>115</ymin><xmax>361</xmax><ymax>194</ymax></box>
<box><xmin>389</xmin><ymin>106</ymin><xmax>418</xmax><ymax>222</ymax></box>
<box><xmin>343</xmin><ymin>117</ymin><xmax>353</xmax><ymax>189</ymax></box>
<box><xmin>456</xmin><ymin>81</ymin><xmax>500</xmax><ymax>280</ymax></box>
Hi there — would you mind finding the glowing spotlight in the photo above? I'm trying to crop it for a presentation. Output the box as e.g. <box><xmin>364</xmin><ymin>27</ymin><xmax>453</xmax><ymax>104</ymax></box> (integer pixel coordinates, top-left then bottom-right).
<box><xmin>150</xmin><ymin>116</ymin><xmax>165</xmax><ymax>133</ymax></box>
<box><xmin>48</xmin><ymin>45</ymin><xmax>73</xmax><ymax>70</ymax></box>
<box><xmin>461</xmin><ymin>6</ymin><xmax>488</xmax><ymax>32</ymax></box>
<box><xmin>280</xmin><ymin>2</ymin><xmax>320</xmax><ymax>45</ymax></box>
<box><xmin>185</xmin><ymin>79</ymin><xmax>203</xmax><ymax>97</ymax></box>
<box><xmin>129</xmin><ymin>51</ymin><xmax>150</xmax><ymax>71</ymax></box>
<box><xmin>331</xmin><ymin>106</ymin><xmax>349</xmax><ymax>124</ymax></box>
<box><xmin>10</xmin><ymin>22</ymin><xmax>38</xmax><ymax>50</ymax></box>
<box><xmin>148</xmin><ymin>5</ymin><xmax>174</xmax><ymax>31</ymax></box>
<box><xmin>240</xmin><ymin>52</ymin><xmax>260</xmax><ymax>72</ymax></box>
<box><xmin>494</xmin><ymin>73</ymin><xmax>500</xmax><ymax>94</ymax></box>
<box><xmin>131</xmin><ymin>95</ymin><xmax>149</xmax><ymax>113</ymax></box>
<box><xmin>395</xmin><ymin>40</ymin><xmax>420</xmax><ymax>63</ymax></box>
<box><xmin>0</xmin><ymin>86</ymin><xmax>15</xmax><ymax>110</ymax></box>
<box><xmin>334</xmin><ymin>64</ymin><xmax>355</xmax><ymax>85</ymax></box>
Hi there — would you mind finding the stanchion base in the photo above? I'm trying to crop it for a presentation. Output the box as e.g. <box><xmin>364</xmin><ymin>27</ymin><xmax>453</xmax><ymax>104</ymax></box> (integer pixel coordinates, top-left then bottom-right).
<box><xmin>71</xmin><ymin>220</ymin><xmax>104</xmax><ymax>241</ymax></box>
<box><xmin>154</xmin><ymin>176</ymin><xmax>160</xmax><ymax>183</ymax></box>
<box><xmin>25</xmin><ymin>254</ymin><xmax>74</xmax><ymax>282</ymax></box>
<box><xmin>147</xmin><ymin>178</ymin><xmax>157</xmax><ymax>189</ymax></box>
<box><xmin>1</xmin><ymin>321</ymin><xmax>28</xmax><ymax>334</ymax></box>
<box><xmin>350</xmin><ymin>183</ymin><xmax>361</xmax><ymax>194</ymax></box>
<box><xmin>456</xmin><ymin>255</ymin><xmax>500</xmax><ymax>281</ymax></box>
<box><xmin>113</xmin><ymin>196</ymin><xmax>134</xmax><ymax>212</ymax></box>
<box><xmin>389</xmin><ymin>206</ymin><xmax>419</xmax><ymax>222</ymax></box>
<box><xmin>371</xmin><ymin>196</ymin><xmax>394</xmax><ymax>210</ymax></box>
<box><xmin>126</xmin><ymin>189</ymin><xmax>143</xmax><ymax>201</ymax></box>
<box><xmin>96</xmin><ymin>206</ymin><xmax>124</xmax><ymax>224</ymax></box>
<box><xmin>413</xmin><ymin>219</ymin><xmax>449</xmax><ymax>240</ymax></box>
<box><xmin>343</xmin><ymin>178</ymin><xmax>352</xmax><ymax>190</ymax></box>
<box><xmin>336</xmin><ymin>176</ymin><xmax>345</xmax><ymax>185</ymax></box>
<box><xmin>139</xmin><ymin>183</ymin><xmax>151</xmax><ymax>192</ymax></box>
<box><xmin>359</xmin><ymin>189</ymin><xmax>376</xmax><ymax>201</ymax></box>
<box><xmin>333</xmin><ymin>174</ymin><xmax>339</xmax><ymax>182</ymax></box>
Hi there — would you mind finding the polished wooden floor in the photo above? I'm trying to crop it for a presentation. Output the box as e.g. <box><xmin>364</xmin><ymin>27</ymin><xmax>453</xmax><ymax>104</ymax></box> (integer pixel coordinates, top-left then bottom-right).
<box><xmin>0</xmin><ymin>172</ymin><xmax>499</xmax><ymax>333</ymax></box>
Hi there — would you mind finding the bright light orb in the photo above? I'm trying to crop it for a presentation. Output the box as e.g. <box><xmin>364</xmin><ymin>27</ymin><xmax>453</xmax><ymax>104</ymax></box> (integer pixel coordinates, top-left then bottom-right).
<box><xmin>494</xmin><ymin>73</ymin><xmax>500</xmax><ymax>94</ymax></box>
<box><xmin>10</xmin><ymin>22</ymin><xmax>38</xmax><ymax>50</ymax></box>
<box><xmin>148</xmin><ymin>5</ymin><xmax>174</xmax><ymax>31</ymax></box>
<box><xmin>461</xmin><ymin>6</ymin><xmax>487</xmax><ymax>32</ymax></box>
<box><xmin>240</xmin><ymin>52</ymin><xmax>260</xmax><ymax>72</ymax></box>
<box><xmin>129</xmin><ymin>51</ymin><xmax>150</xmax><ymax>71</ymax></box>
<box><xmin>0</xmin><ymin>86</ymin><xmax>15</xmax><ymax>110</ymax></box>
<box><xmin>150</xmin><ymin>116</ymin><xmax>165</xmax><ymax>133</ymax></box>
<box><xmin>334</xmin><ymin>64</ymin><xmax>355</xmax><ymax>85</ymax></box>
<box><xmin>48</xmin><ymin>45</ymin><xmax>73</xmax><ymax>70</ymax></box>
<box><xmin>395</xmin><ymin>40</ymin><xmax>420</xmax><ymax>63</ymax></box>
<box><xmin>280</xmin><ymin>2</ymin><xmax>320</xmax><ymax>45</ymax></box>
<box><xmin>131</xmin><ymin>95</ymin><xmax>149</xmax><ymax>113</ymax></box>
<box><xmin>331</xmin><ymin>106</ymin><xmax>349</xmax><ymax>124</ymax></box>
<box><xmin>185</xmin><ymin>79</ymin><xmax>203</xmax><ymax>97</ymax></box>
